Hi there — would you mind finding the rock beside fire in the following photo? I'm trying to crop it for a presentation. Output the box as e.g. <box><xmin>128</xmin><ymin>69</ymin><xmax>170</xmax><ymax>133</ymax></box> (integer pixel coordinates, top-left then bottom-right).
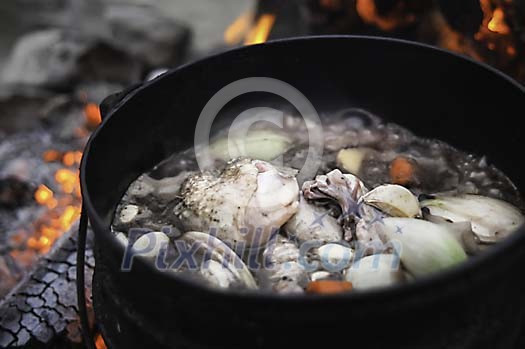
<box><xmin>105</xmin><ymin>4</ymin><xmax>191</xmax><ymax>68</ymax></box>
<box><xmin>0</xmin><ymin>29</ymin><xmax>138</xmax><ymax>89</ymax></box>
<box><xmin>1</xmin><ymin>5</ymin><xmax>191</xmax><ymax>90</ymax></box>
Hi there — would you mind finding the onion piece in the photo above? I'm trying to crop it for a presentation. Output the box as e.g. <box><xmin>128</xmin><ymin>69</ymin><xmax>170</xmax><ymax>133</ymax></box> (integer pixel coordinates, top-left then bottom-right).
<box><xmin>344</xmin><ymin>254</ymin><xmax>404</xmax><ymax>290</ymax></box>
<box><xmin>420</xmin><ymin>194</ymin><xmax>524</xmax><ymax>244</ymax></box>
<box><xmin>378</xmin><ymin>218</ymin><xmax>467</xmax><ymax>276</ymax></box>
<box><xmin>336</xmin><ymin>148</ymin><xmax>369</xmax><ymax>174</ymax></box>
<box><xmin>362</xmin><ymin>184</ymin><xmax>421</xmax><ymax>218</ymax></box>
<box><xmin>209</xmin><ymin>129</ymin><xmax>292</xmax><ymax>162</ymax></box>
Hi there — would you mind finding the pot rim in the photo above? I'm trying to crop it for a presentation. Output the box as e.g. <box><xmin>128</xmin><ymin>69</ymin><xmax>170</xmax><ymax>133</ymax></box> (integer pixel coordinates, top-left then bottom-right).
<box><xmin>80</xmin><ymin>35</ymin><xmax>525</xmax><ymax>303</ymax></box>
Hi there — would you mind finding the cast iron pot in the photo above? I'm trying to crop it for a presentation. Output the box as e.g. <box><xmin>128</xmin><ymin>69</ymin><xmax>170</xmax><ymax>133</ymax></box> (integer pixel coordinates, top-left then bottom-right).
<box><xmin>79</xmin><ymin>36</ymin><xmax>525</xmax><ymax>349</ymax></box>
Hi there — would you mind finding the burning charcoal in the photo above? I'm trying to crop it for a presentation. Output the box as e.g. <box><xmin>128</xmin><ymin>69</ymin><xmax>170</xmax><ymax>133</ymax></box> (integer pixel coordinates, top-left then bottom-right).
<box><xmin>0</xmin><ymin>225</ymin><xmax>95</xmax><ymax>347</ymax></box>
<box><xmin>0</xmin><ymin>177</ymin><xmax>34</xmax><ymax>209</ymax></box>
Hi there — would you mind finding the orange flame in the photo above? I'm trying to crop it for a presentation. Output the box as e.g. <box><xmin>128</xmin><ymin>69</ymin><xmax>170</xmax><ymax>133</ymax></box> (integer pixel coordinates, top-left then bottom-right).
<box><xmin>84</xmin><ymin>103</ymin><xmax>102</xmax><ymax>127</ymax></box>
<box><xmin>487</xmin><ymin>8</ymin><xmax>510</xmax><ymax>35</ymax></box>
<box><xmin>356</xmin><ymin>0</ymin><xmax>415</xmax><ymax>31</ymax></box>
<box><xmin>476</xmin><ymin>0</ymin><xmax>515</xmax><ymax>56</ymax></box>
<box><xmin>224</xmin><ymin>11</ymin><xmax>253</xmax><ymax>45</ymax></box>
<box><xmin>244</xmin><ymin>14</ymin><xmax>276</xmax><ymax>45</ymax></box>
<box><xmin>95</xmin><ymin>333</ymin><xmax>107</xmax><ymax>349</ymax></box>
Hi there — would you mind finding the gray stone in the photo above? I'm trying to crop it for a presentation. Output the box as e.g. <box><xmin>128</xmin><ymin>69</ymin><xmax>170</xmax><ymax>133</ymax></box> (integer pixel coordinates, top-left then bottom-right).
<box><xmin>106</xmin><ymin>4</ymin><xmax>191</xmax><ymax>67</ymax></box>
<box><xmin>1</xmin><ymin>29</ymin><xmax>83</xmax><ymax>87</ymax></box>
<box><xmin>1</xmin><ymin>29</ymin><xmax>143</xmax><ymax>89</ymax></box>
<box><xmin>0</xmin><ymin>4</ymin><xmax>190</xmax><ymax>90</ymax></box>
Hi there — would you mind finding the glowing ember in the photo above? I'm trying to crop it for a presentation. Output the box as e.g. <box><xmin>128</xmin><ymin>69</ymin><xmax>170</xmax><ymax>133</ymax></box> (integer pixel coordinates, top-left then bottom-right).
<box><xmin>34</xmin><ymin>185</ymin><xmax>56</xmax><ymax>208</ymax></box>
<box><xmin>62</xmin><ymin>151</ymin><xmax>76</xmax><ymax>167</ymax></box>
<box><xmin>506</xmin><ymin>46</ymin><xmax>516</xmax><ymax>56</ymax></box>
<box><xmin>84</xmin><ymin>103</ymin><xmax>102</xmax><ymax>127</ymax></box>
<box><xmin>43</xmin><ymin>150</ymin><xmax>62</xmax><ymax>162</ymax></box>
<box><xmin>244</xmin><ymin>14</ymin><xmax>276</xmax><ymax>45</ymax></box>
<box><xmin>55</xmin><ymin>169</ymin><xmax>80</xmax><ymax>195</ymax></box>
<box><xmin>74</xmin><ymin>151</ymin><xmax>83</xmax><ymax>164</ymax></box>
<box><xmin>27</xmin><ymin>235</ymin><xmax>51</xmax><ymax>252</ymax></box>
<box><xmin>26</xmin><ymin>204</ymin><xmax>81</xmax><ymax>254</ymax></box>
<box><xmin>28</xmin><ymin>155</ymin><xmax>83</xmax><ymax>254</ymax></box>
<box><xmin>59</xmin><ymin>206</ymin><xmax>81</xmax><ymax>230</ymax></box>
<box><xmin>9</xmin><ymin>250</ymin><xmax>37</xmax><ymax>269</ymax></box>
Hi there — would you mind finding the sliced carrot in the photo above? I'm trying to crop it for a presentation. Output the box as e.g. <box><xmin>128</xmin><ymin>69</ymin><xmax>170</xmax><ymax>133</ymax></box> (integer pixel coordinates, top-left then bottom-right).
<box><xmin>389</xmin><ymin>156</ymin><xmax>415</xmax><ymax>186</ymax></box>
<box><xmin>306</xmin><ymin>280</ymin><xmax>353</xmax><ymax>295</ymax></box>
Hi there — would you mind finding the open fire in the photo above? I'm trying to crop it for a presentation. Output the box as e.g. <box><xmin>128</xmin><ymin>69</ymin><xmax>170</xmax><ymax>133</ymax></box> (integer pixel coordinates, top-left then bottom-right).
<box><xmin>223</xmin><ymin>0</ymin><xmax>524</xmax><ymax>82</ymax></box>
<box><xmin>224</xmin><ymin>10</ymin><xmax>276</xmax><ymax>45</ymax></box>
<box><xmin>0</xmin><ymin>1</ymin><xmax>193</xmax><ymax>347</ymax></box>
<box><xmin>0</xmin><ymin>97</ymin><xmax>105</xmax><ymax>346</ymax></box>
<box><xmin>8</xmin><ymin>104</ymin><xmax>100</xmax><ymax>266</ymax></box>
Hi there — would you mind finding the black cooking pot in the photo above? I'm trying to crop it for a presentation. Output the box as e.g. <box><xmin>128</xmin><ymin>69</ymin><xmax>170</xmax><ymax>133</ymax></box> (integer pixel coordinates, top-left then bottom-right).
<box><xmin>80</xmin><ymin>36</ymin><xmax>525</xmax><ymax>349</ymax></box>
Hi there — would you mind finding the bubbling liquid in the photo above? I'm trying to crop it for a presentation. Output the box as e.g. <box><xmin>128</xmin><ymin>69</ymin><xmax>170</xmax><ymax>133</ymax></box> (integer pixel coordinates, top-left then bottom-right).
<box><xmin>111</xmin><ymin>108</ymin><xmax>523</xmax><ymax>294</ymax></box>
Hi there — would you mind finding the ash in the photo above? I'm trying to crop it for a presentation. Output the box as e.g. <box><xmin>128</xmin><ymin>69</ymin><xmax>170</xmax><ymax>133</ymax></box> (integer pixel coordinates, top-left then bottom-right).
<box><xmin>0</xmin><ymin>1</ymin><xmax>191</xmax><ymax>347</ymax></box>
